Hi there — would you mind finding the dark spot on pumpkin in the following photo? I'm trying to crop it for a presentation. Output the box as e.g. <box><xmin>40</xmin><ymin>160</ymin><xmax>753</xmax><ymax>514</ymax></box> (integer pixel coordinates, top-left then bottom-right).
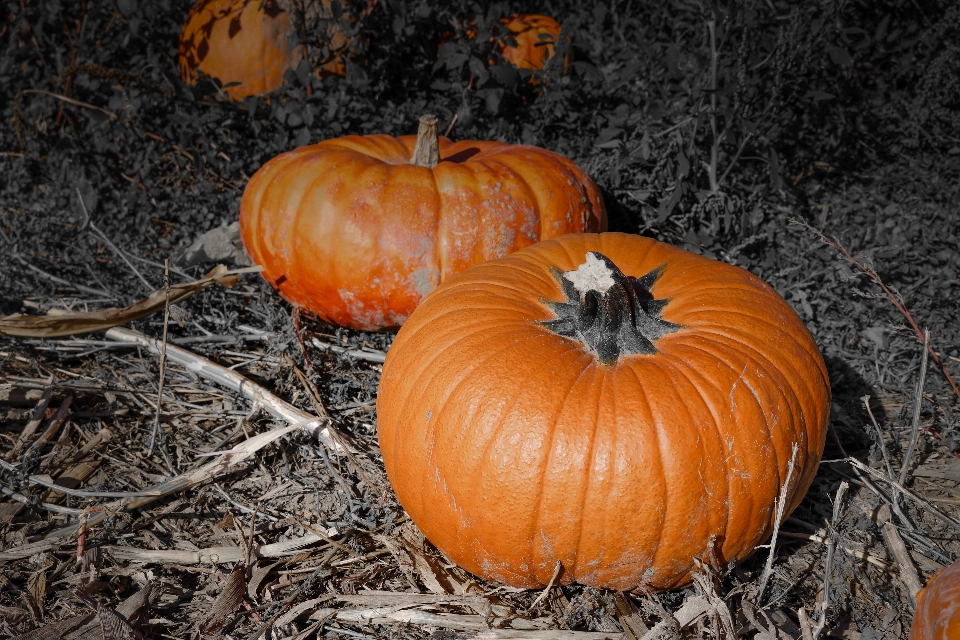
<box><xmin>228</xmin><ymin>15</ymin><xmax>242</xmax><ymax>38</ymax></box>
<box><xmin>262</xmin><ymin>0</ymin><xmax>284</xmax><ymax>18</ymax></box>
<box><xmin>444</xmin><ymin>147</ymin><xmax>481</xmax><ymax>163</ymax></box>
<box><xmin>275</xmin><ymin>274</ymin><xmax>288</xmax><ymax>286</ymax></box>
<box><xmin>196</xmin><ymin>39</ymin><xmax>209</xmax><ymax>63</ymax></box>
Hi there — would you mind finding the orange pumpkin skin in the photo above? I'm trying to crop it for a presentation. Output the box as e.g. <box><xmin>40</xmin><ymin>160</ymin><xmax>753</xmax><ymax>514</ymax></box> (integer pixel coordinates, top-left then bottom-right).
<box><xmin>178</xmin><ymin>0</ymin><xmax>302</xmax><ymax>101</ymax></box>
<box><xmin>239</xmin><ymin>135</ymin><xmax>606</xmax><ymax>331</ymax></box>
<box><xmin>496</xmin><ymin>14</ymin><xmax>570</xmax><ymax>72</ymax></box>
<box><xmin>377</xmin><ymin>232</ymin><xmax>830</xmax><ymax>590</ymax></box>
<box><xmin>911</xmin><ymin>560</ymin><xmax>960</xmax><ymax>639</ymax></box>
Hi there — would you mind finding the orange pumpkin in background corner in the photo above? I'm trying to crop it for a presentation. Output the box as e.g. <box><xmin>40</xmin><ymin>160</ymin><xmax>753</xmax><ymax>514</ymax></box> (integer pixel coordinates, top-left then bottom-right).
<box><xmin>910</xmin><ymin>559</ymin><xmax>960</xmax><ymax>639</ymax></box>
<box><xmin>178</xmin><ymin>0</ymin><xmax>354</xmax><ymax>101</ymax></box>
<box><xmin>495</xmin><ymin>14</ymin><xmax>572</xmax><ymax>75</ymax></box>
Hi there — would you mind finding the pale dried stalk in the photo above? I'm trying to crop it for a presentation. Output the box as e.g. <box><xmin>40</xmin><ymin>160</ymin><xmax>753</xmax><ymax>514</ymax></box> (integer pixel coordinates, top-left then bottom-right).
<box><xmin>103</xmin><ymin>327</ymin><xmax>335</xmax><ymax>447</ymax></box>
<box><xmin>757</xmin><ymin>443</ymin><xmax>799</xmax><ymax>603</ymax></box>
<box><xmin>876</xmin><ymin>504</ymin><xmax>923</xmax><ymax>607</ymax></box>
<box><xmin>813</xmin><ymin>481</ymin><xmax>849</xmax><ymax>640</ymax></box>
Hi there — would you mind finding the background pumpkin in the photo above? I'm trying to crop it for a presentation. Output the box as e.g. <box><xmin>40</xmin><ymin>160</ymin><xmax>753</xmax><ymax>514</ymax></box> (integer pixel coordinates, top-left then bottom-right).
<box><xmin>910</xmin><ymin>560</ymin><xmax>960</xmax><ymax>639</ymax></box>
<box><xmin>239</xmin><ymin>116</ymin><xmax>606</xmax><ymax>331</ymax></box>
<box><xmin>178</xmin><ymin>0</ymin><xmax>354</xmax><ymax>101</ymax></box>
<box><xmin>377</xmin><ymin>232</ymin><xmax>830</xmax><ymax>590</ymax></box>
<box><xmin>495</xmin><ymin>14</ymin><xmax>571</xmax><ymax>73</ymax></box>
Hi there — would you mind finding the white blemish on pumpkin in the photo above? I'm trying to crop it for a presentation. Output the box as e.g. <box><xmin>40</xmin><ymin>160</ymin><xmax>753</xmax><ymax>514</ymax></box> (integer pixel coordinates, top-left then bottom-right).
<box><xmin>564</xmin><ymin>253</ymin><xmax>615</xmax><ymax>294</ymax></box>
<box><xmin>409</xmin><ymin>266</ymin><xmax>440</xmax><ymax>298</ymax></box>
<box><xmin>426</xmin><ymin>411</ymin><xmax>432</xmax><ymax>420</ymax></box>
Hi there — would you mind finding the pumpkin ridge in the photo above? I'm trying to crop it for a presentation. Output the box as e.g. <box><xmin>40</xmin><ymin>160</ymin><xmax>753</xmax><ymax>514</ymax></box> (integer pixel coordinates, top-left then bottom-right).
<box><xmin>685</xmin><ymin>327</ymin><xmax>825</xmax><ymax>455</ymax></box>
<box><xmin>390</xmin><ymin>322</ymin><xmax>539</xmax><ymax>477</ymax></box>
<box><xmin>622</xmin><ymin>364</ymin><xmax>668</xmax><ymax>587</ymax></box>
<box><xmin>526</xmin><ymin>346</ymin><xmax>596</xmax><ymax>584</ymax></box>
<box><xmin>568</xmin><ymin>365</ymin><xmax>606</xmax><ymax>581</ymax></box>
<box><xmin>685</xmin><ymin>330</ymin><xmax>826</xmax><ymax>514</ymax></box>
<box><xmin>661</xmin><ymin>339</ymin><xmax>801</xmax><ymax>536</ymax></box>
<box><xmin>436</xmin><ymin>333</ymin><xmax>588</xmax><ymax>579</ymax></box>
<box><xmin>637</xmin><ymin>357</ymin><xmax>732</xmax><ymax>586</ymax></box>
<box><xmin>403</xmin><ymin>330</ymin><xmax>566</xmax><ymax>534</ymax></box>
<box><xmin>643</xmin><ymin>355</ymin><xmax>734</xmax><ymax>566</ymax></box>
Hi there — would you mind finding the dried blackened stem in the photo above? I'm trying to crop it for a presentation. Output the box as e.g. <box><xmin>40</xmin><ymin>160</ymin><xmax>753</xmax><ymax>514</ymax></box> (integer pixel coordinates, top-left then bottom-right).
<box><xmin>410</xmin><ymin>114</ymin><xmax>440</xmax><ymax>168</ymax></box>
<box><xmin>541</xmin><ymin>252</ymin><xmax>680</xmax><ymax>365</ymax></box>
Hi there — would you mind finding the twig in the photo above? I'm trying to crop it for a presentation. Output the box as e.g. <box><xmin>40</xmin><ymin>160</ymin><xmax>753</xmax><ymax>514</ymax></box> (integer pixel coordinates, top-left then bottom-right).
<box><xmin>16</xmin><ymin>88</ymin><xmax>117</xmax><ymax>120</ymax></box>
<box><xmin>529</xmin><ymin>560</ymin><xmax>563</xmax><ymax>611</ymax></box>
<box><xmin>863</xmin><ymin>396</ymin><xmax>895</xmax><ymax>482</ymax></box>
<box><xmin>898</xmin><ymin>329</ymin><xmax>930</xmax><ymax>487</ymax></box>
<box><xmin>103</xmin><ymin>327</ymin><xmax>336</xmax><ymax>448</ymax></box>
<box><xmin>757</xmin><ymin>443</ymin><xmax>798</xmax><ymax>603</ymax></box>
<box><xmin>11</xmin><ymin>253</ymin><xmax>113</xmax><ymax>298</ymax></box>
<box><xmin>77</xmin><ymin>187</ymin><xmax>155</xmax><ymax>293</ymax></box>
<box><xmin>0</xmin><ymin>459</ymin><xmax>158</xmax><ymax>498</ymax></box>
<box><xmin>149</xmin><ymin>259</ymin><xmax>174</xmax><ymax>473</ymax></box>
<box><xmin>0</xmin><ymin>484</ymin><xmax>83</xmax><ymax>516</ymax></box>
<box><xmin>813</xmin><ymin>481</ymin><xmax>848</xmax><ymax>640</ymax></box>
<box><xmin>828</xmin><ymin>457</ymin><xmax>960</xmax><ymax>531</ymax></box>
<box><xmin>876</xmin><ymin>504</ymin><xmax>923</xmax><ymax>607</ymax></box>
<box><xmin>793</xmin><ymin>218</ymin><xmax>960</xmax><ymax>401</ymax></box>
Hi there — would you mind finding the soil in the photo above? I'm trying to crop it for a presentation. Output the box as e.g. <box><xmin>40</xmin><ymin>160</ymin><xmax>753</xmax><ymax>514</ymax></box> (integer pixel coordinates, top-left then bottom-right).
<box><xmin>1</xmin><ymin>1</ymin><xmax>959</xmax><ymax>639</ymax></box>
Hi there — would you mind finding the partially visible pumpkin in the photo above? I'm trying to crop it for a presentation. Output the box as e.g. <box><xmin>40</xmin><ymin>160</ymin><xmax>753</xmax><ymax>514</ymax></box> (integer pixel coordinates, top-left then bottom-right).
<box><xmin>495</xmin><ymin>14</ymin><xmax>571</xmax><ymax>74</ymax></box>
<box><xmin>440</xmin><ymin>14</ymin><xmax>572</xmax><ymax>79</ymax></box>
<box><xmin>377</xmin><ymin>232</ymin><xmax>830</xmax><ymax>590</ymax></box>
<box><xmin>178</xmin><ymin>0</ymin><xmax>353</xmax><ymax>101</ymax></box>
<box><xmin>239</xmin><ymin>115</ymin><xmax>606</xmax><ymax>331</ymax></box>
<box><xmin>911</xmin><ymin>560</ymin><xmax>960</xmax><ymax>639</ymax></box>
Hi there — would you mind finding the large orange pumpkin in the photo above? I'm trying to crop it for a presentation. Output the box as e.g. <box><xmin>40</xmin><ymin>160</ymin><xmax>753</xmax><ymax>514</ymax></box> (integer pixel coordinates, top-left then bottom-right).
<box><xmin>178</xmin><ymin>0</ymin><xmax>352</xmax><ymax>101</ymax></box>
<box><xmin>911</xmin><ymin>560</ymin><xmax>960</xmax><ymax>639</ymax></box>
<box><xmin>239</xmin><ymin>116</ymin><xmax>606</xmax><ymax>331</ymax></box>
<box><xmin>377</xmin><ymin>232</ymin><xmax>830</xmax><ymax>590</ymax></box>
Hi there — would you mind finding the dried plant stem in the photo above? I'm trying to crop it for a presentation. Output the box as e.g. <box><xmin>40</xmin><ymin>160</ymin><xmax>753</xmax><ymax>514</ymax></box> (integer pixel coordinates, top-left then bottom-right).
<box><xmin>76</xmin><ymin>187</ymin><xmax>155</xmax><ymax>293</ymax></box>
<box><xmin>148</xmin><ymin>259</ymin><xmax>173</xmax><ymax>473</ymax></box>
<box><xmin>794</xmin><ymin>218</ymin><xmax>959</xmax><ymax>401</ymax></box>
<box><xmin>757</xmin><ymin>443</ymin><xmax>799</xmax><ymax>603</ymax></box>
<box><xmin>104</xmin><ymin>327</ymin><xmax>335</xmax><ymax>447</ymax></box>
<box><xmin>830</xmin><ymin>457</ymin><xmax>960</xmax><ymax>531</ymax></box>
<box><xmin>529</xmin><ymin>560</ymin><xmax>563</xmax><ymax>611</ymax></box>
<box><xmin>813</xmin><ymin>481</ymin><xmax>848</xmax><ymax>640</ymax></box>
<box><xmin>876</xmin><ymin>504</ymin><xmax>923</xmax><ymax>607</ymax></box>
<box><xmin>899</xmin><ymin>329</ymin><xmax>930</xmax><ymax>487</ymax></box>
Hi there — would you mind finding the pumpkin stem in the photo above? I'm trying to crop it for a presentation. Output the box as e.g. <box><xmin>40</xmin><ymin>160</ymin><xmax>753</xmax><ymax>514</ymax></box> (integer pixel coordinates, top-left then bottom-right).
<box><xmin>410</xmin><ymin>114</ymin><xmax>440</xmax><ymax>168</ymax></box>
<box><xmin>541</xmin><ymin>252</ymin><xmax>681</xmax><ymax>365</ymax></box>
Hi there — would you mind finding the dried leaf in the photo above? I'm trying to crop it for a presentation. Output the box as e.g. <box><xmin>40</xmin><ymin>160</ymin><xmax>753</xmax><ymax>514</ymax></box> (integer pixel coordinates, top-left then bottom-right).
<box><xmin>15</xmin><ymin>614</ymin><xmax>93</xmax><ymax>640</ymax></box>
<box><xmin>74</xmin><ymin>588</ymin><xmax>143</xmax><ymax>640</ymax></box>
<box><xmin>0</xmin><ymin>265</ymin><xmax>254</xmax><ymax>338</ymax></box>
<box><xmin>196</xmin><ymin>563</ymin><xmax>246</xmax><ymax>637</ymax></box>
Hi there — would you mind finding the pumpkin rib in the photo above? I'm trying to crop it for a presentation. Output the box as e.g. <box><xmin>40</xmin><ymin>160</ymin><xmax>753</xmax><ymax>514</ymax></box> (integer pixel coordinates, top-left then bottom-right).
<box><xmin>568</xmin><ymin>365</ymin><xmax>607</xmax><ymax>580</ymax></box>
<box><xmin>644</xmin><ymin>355</ymin><xmax>735</xmax><ymax>568</ymax></box>
<box><xmin>390</xmin><ymin>321</ymin><xmax>537</xmax><ymax>481</ymax></box>
<box><xmin>687</xmin><ymin>327</ymin><xmax>824</xmax><ymax>462</ymax></box>
<box><xmin>527</xmin><ymin>353</ymin><xmax>597</xmax><ymax>583</ymax></box>
<box><xmin>665</xmin><ymin>337</ymin><xmax>808</xmax><ymax>526</ymax></box>
<box><xmin>443</xmin><ymin>334</ymin><xmax>588</xmax><ymax>583</ymax></box>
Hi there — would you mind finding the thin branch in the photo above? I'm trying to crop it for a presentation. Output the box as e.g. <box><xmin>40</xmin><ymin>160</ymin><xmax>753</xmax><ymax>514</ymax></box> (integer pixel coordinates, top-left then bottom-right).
<box><xmin>16</xmin><ymin>88</ymin><xmax>117</xmax><ymax>120</ymax></box>
<box><xmin>813</xmin><ymin>481</ymin><xmax>848</xmax><ymax>640</ymax></box>
<box><xmin>758</xmin><ymin>443</ymin><xmax>799</xmax><ymax>603</ymax></box>
<box><xmin>793</xmin><ymin>218</ymin><xmax>960</xmax><ymax>401</ymax></box>
<box><xmin>898</xmin><ymin>329</ymin><xmax>930</xmax><ymax>487</ymax></box>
